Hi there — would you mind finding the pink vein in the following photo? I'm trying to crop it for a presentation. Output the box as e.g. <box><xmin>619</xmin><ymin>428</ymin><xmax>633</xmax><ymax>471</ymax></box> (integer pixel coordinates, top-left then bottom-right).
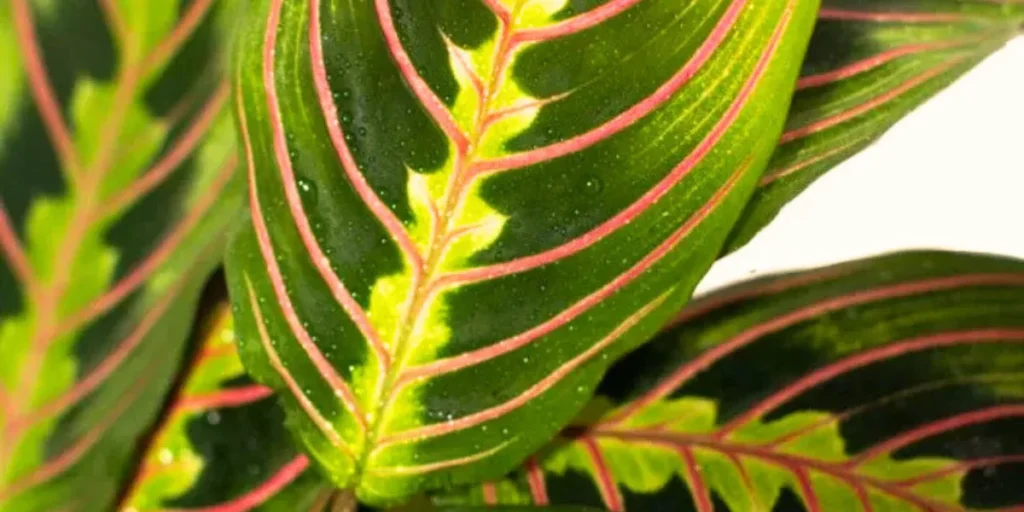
<box><xmin>143</xmin><ymin>0</ymin><xmax>217</xmax><ymax>74</ymax></box>
<box><xmin>780</xmin><ymin>58</ymin><xmax>967</xmax><ymax>144</ymax></box>
<box><xmin>241</xmin><ymin>49</ymin><xmax>367</xmax><ymax>428</ymax></box>
<box><xmin>726</xmin><ymin>453</ymin><xmax>764</xmax><ymax>509</ymax></box>
<box><xmin>265</xmin><ymin>0</ymin><xmax>390</xmax><ymax>381</ymax></box>
<box><xmin>481</xmin><ymin>0</ymin><xmax>512</xmax><ymax>24</ymax></box>
<box><xmin>373</xmin><ymin>0</ymin><xmax>470</xmax><ymax>152</ymax></box>
<box><xmin>893</xmin><ymin>454</ymin><xmax>1024</xmax><ymax>487</ymax></box>
<box><xmin>55</xmin><ymin>154</ymin><xmax>237</xmax><ymax>337</ymax></box>
<box><xmin>366</xmin><ymin>439</ymin><xmax>513</xmax><ymax>476</ymax></box>
<box><xmin>716</xmin><ymin>329</ymin><xmax>1024</xmax><ymax>439</ymax></box>
<box><xmin>246</xmin><ymin>282</ymin><xmax>354</xmax><ymax>459</ymax></box>
<box><xmin>580</xmin><ymin>437</ymin><xmax>624</xmax><ymax>512</ymax></box>
<box><xmin>99</xmin><ymin>81</ymin><xmax>230</xmax><ymax>219</ymax></box>
<box><xmin>310</xmin><ymin>0</ymin><xmax>424</xmax><ymax>279</ymax></box>
<box><xmin>471</xmin><ymin>0</ymin><xmax>749</xmax><ymax>174</ymax></box>
<box><xmin>512</xmin><ymin>0</ymin><xmax>642</xmax><ymax>43</ymax></box>
<box><xmin>11</xmin><ymin>0</ymin><xmax>82</xmax><ymax>181</ymax></box>
<box><xmin>397</xmin><ymin>156</ymin><xmax>749</xmax><ymax>387</ymax></box>
<box><xmin>851</xmin><ymin>480</ymin><xmax>875</xmax><ymax>512</ymax></box>
<box><xmin>817</xmin><ymin>9</ymin><xmax>973</xmax><ymax>24</ymax></box>
<box><xmin>793</xmin><ymin>468</ymin><xmax>823</xmax><ymax>512</ymax></box>
<box><xmin>608</xmin><ymin>273</ymin><xmax>1024</xmax><ymax>424</ymax></box>
<box><xmin>679</xmin><ymin>446</ymin><xmax>713</xmax><ymax>512</ymax></box>
<box><xmin>0</xmin><ymin>199</ymin><xmax>35</xmax><ymax>292</ymax></box>
<box><xmin>525</xmin><ymin>457</ymin><xmax>550</xmax><ymax>505</ymax></box>
<box><xmin>176</xmin><ymin>456</ymin><xmax>310</xmax><ymax>512</ymax></box>
<box><xmin>796</xmin><ymin>38</ymin><xmax>983</xmax><ymax>90</ymax></box>
<box><xmin>380</xmin><ymin>290</ymin><xmax>669</xmax><ymax>446</ymax></box>
<box><xmin>177</xmin><ymin>385</ymin><xmax>274</xmax><ymax>412</ymax></box>
<box><xmin>434</xmin><ymin>8</ymin><xmax>783</xmax><ymax>287</ymax></box>
<box><xmin>847</xmin><ymin>404</ymin><xmax>1024</xmax><ymax>468</ymax></box>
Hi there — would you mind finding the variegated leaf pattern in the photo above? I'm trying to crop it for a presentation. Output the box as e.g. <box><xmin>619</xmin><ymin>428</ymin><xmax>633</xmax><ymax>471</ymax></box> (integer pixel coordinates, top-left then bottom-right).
<box><xmin>439</xmin><ymin>251</ymin><xmax>1024</xmax><ymax>510</ymax></box>
<box><xmin>118</xmin><ymin>299</ymin><xmax>329</xmax><ymax>512</ymax></box>
<box><xmin>227</xmin><ymin>0</ymin><xmax>819</xmax><ymax>502</ymax></box>
<box><xmin>0</xmin><ymin>0</ymin><xmax>243</xmax><ymax>510</ymax></box>
<box><xmin>723</xmin><ymin>0</ymin><xmax>1024</xmax><ymax>252</ymax></box>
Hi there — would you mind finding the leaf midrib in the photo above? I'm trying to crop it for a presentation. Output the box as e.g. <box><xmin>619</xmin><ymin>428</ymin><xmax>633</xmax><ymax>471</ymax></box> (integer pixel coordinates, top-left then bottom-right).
<box><xmin>357</xmin><ymin>0</ymin><xmax>529</xmax><ymax>479</ymax></box>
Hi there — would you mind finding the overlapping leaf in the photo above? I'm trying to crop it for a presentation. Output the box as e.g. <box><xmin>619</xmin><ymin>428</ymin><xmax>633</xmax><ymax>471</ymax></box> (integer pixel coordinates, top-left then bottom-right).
<box><xmin>439</xmin><ymin>251</ymin><xmax>1024</xmax><ymax>510</ymax></box>
<box><xmin>227</xmin><ymin>0</ymin><xmax>819</xmax><ymax>502</ymax></box>
<box><xmin>0</xmin><ymin>0</ymin><xmax>243</xmax><ymax>509</ymax></box>
<box><xmin>724</xmin><ymin>0</ymin><xmax>1024</xmax><ymax>252</ymax></box>
<box><xmin>118</xmin><ymin>299</ymin><xmax>328</xmax><ymax>512</ymax></box>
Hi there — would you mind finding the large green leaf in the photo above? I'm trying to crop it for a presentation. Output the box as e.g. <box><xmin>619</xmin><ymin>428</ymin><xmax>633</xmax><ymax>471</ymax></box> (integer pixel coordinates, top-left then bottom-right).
<box><xmin>118</xmin><ymin>298</ymin><xmax>328</xmax><ymax>512</ymax></box>
<box><xmin>226</xmin><ymin>0</ymin><xmax>819</xmax><ymax>502</ymax></box>
<box><xmin>439</xmin><ymin>251</ymin><xmax>1024</xmax><ymax>510</ymax></box>
<box><xmin>723</xmin><ymin>0</ymin><xmax>1024</xmax><ymax>252</ymax></box>
<box><xmin>0</xmin><ymin>0</ymin><xmax>243</xmax><ymax>510</ymax></box>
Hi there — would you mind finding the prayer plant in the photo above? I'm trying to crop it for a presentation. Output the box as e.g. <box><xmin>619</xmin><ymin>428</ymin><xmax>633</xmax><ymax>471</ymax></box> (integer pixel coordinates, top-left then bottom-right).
<box><xmin>0</xmin><ymin>0</ymin><xmax>1021</xmax><ymax>511</ymax></box>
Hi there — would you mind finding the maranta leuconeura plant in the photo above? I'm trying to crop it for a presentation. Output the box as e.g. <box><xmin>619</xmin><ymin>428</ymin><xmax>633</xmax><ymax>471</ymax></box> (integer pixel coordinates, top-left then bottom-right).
<box><xmin>0</xmin><ymin>0</ymin><xmax>1021</xmax><ymax>510</ymax></box>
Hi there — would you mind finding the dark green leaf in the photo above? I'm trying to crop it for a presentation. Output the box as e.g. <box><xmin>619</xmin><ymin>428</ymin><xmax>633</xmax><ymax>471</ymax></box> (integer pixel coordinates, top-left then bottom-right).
<box><xmin>439</xmin><ymin>251</ymin><xmax>1024</xmax><ymax>510</ymax></box>
<box><xmin>0</xmin><ymin>0</ymin><xmax>243</xmax><ymax>509</ymax></box>
<box><xmin>723</xmin><ymin>0</ymin><xmax>1024</xmax><ymax>252</ymax></box>
<box><xmin>226</xmin><ymin>0</ymin><xmax>819</xmax><ymax>502</ymax></box>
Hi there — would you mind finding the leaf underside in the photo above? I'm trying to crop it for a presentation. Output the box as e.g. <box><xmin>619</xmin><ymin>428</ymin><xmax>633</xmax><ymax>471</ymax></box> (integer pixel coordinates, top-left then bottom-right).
<box><xmin>723</xmin><ymin>0</ymin><xmax>1024</xmax><ymax>252</ymax></box>
<box><xmin>439</xmin><ymin>251</ymin><xmax>1024</xmax><ymax>511</ymax></box>
<box><xmin>227</xmin><ymin>0</ymin><xmax>819</xmax><ymax>502</ymax></box>
<box><xmin>0</xmin><ymin>0</ymin><xmax>242</xmax><ymax>510</ymax></box>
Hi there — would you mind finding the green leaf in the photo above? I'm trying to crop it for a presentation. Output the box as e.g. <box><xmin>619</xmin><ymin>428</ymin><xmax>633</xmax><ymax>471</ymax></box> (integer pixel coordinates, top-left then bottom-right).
<box><xmin>226</xmin><ymin>0</ymin><xmax>819</xmax><ymax>503</ymax></box>
<box><xmin>723</xmin><ymin>0</ymin><xmax>1024</xmax><ymax>252</ymax></box>
<box><xmin>118</xmin><ymin>299</ymin><xmax>330</xmax><ymax>512</ymax></box>
<box><xmin>438</xmin><ymin>251</ymin><xmax>1024</xmax><ymax>510</ymax></box>
<box><xmin>0</xmin><ymin>0</ymin><xmax>243</xmax><ymax>510</ymax></box>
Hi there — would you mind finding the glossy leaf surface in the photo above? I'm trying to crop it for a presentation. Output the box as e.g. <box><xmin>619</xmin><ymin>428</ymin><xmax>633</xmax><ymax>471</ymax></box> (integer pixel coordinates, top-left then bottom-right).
<box><xmin>0</xmin><ymin>0</ymin><xmax>243</xmax><ymax>509</ymax></box>
<box><xmin>227</xmin><ymin>0</ymin><xmax>818</xmax><ymax>502</ymax></box>
<box><xmin>724</xmin><ymin>0</ymin><xmax>1024</xmax><ymax>251</ymax></box>
<box><xmin>118</xmin><ymin>300</ymin><xmax>328</xmax><ymax>512</ymax></box>
<box><xmin>440</xmin><ymin>251</ymin><xmax>1024</xmax><ymax>510</ymax></box>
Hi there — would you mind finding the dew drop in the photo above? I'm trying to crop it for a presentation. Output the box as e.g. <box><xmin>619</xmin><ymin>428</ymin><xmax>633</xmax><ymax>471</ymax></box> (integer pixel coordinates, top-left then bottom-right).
<box><xmin>207</xmin><ymin>410</ymin><xmax>222</xmax><ymax>425</ymax></box>
<box><xmin>297</xmin><ymin>177</ymin><xmax>319</xmax><ymax>205</ymax></box>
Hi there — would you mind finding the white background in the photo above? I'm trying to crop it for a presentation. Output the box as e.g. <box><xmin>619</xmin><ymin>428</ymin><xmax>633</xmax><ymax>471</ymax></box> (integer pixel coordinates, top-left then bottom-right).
<box><xmin>697</xmin><ymin>37</ymin><xmax>1024</xmax><ymax>295</ymax></box>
